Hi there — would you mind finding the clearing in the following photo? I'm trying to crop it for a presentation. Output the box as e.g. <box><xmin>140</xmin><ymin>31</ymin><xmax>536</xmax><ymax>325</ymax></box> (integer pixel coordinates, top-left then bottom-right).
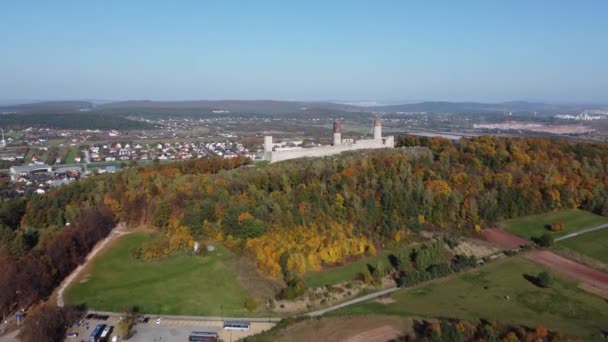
<box><xmin>500</xmin><ymin>208</ymin><xmax>608</xmax><ymax>239</ymax></box>
<box><xmin>334</xmin><ymin>257</ymin><xmax>608</xmax><ymax>340</ymax></box>
<box><xmin>65</xmin><ymin>232</ymin><xmax>257</xmax><ymax>317</ymax></box>
<box><xmin>303</xmin><ymin>251</ymin><xmax>392</xmax><ymax>288</ymax></box>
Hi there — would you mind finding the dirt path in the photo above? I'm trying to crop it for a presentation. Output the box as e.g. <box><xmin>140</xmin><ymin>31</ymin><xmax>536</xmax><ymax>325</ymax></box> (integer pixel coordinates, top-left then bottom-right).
<box><xmin>525</xmin><ymin>250</ymin><xmax>608</xmax><ymax>299</ymax></box>
<box><xmin>56</xmin><ymin>223</ymin><xmax>129</xmax><ymax>307</ymax></box>
<box><xmin>481</xmin><ymin>228</ymin><xmax>530</xmax><ymax>249</ymax></box>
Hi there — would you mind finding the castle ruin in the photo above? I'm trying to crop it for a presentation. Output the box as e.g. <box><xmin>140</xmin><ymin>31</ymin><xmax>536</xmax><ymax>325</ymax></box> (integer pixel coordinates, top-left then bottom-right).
<box><xmin>263</xmin><ymin>119</ymin><xmax>394</xmax><ymax>163</ymax></box>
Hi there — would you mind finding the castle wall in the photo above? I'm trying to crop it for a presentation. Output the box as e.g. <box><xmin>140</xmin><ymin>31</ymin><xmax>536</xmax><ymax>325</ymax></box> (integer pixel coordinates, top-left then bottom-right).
<box><xmin>267</xmin><ymin>138</ymin><xmax>393</xmax><ymax>163</ymax></box>
<box><xmin>263</xmin><ymin>119</ymin><xmax>394</xmax><ymax>163</ymax></box>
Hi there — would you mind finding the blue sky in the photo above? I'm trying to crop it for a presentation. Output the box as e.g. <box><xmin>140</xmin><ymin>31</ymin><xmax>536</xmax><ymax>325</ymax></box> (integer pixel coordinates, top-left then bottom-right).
<box><xmin>1</xmin><ymin>1</ymin><xmax>606</xmax><ymax>103</ymax></box>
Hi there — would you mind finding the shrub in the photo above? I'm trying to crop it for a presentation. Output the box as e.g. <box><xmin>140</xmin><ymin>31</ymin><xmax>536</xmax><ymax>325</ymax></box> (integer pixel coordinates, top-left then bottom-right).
<box><xmin>537</xmin><ymin>271</ymin><xmax>552</xmax><ymax>288</ymax></box>
<box><xmin>279</xmin><ymin>277</ymin><xmax>307</xmax><ymax>300</ymax></box>
<box><xmin>452</xmin><ymin>254</ymin><xmax>477</xmax><ymax>272</ymax></box>
<box><xmin>536</xmin><ymin>233</ymin><xmax>554</xmax><ymax>247</ymax></box>
<box><xmin>548</xmin><ymin>222</ymin><xmax>565</xmax><ymax>232</ymax></box>
<box><xmin>358</xmin><ymin>268</ymin><xmax>374</xmax><ymax>285</ymax></box>
<box><xmin>244</xmin><ymin>297</ymin><xmax>258</xmax><ymax>312</ymax></box>
<box><xmin>130</xmin><ymin>247</ymin><xmax>142</xmax><ymax>260</ymax></box>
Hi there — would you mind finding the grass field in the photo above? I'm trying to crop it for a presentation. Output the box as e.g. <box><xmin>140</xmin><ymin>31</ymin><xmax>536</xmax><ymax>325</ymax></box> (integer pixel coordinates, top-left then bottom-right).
<box><xmin>334</xmin><ymin>257</ymin><xmax>608</xmax><ymax>340</ymax></box>
<box><xmin>64</xmin><ymin>146</ymin><xmax>80</xmax><ymax>163</ymax></box>
<box><xmin>558</xmin><ymin>228</ymin><xmax>608</xmax><ymax>264</ymax></box>
<box><xmin>303</xmin><ymin>251</ymin><xmax>392</xmax><ymax>288</ymax></box>
<box><xmin>65</xmin><ymin>233</ymin><xmax>254</xmax><ymax>316</ymax></box>
<box><xmin>500</xmin><ymin>209</ymin><xmax>608</xmax><ymax>239</ymax></box>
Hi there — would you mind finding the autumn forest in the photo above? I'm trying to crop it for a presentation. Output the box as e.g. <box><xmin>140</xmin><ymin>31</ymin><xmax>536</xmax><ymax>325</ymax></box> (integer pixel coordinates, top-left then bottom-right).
<box><xmin>2</xmin><ymin>135</ymin><xmax>608</xmax><ymax>316</ymax></box>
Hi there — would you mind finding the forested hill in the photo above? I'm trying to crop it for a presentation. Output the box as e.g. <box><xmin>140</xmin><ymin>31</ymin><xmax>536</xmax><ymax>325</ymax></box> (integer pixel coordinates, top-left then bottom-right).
<box><xmin>2</xmin><ymin>136</ymin><xmax>608</xmax><ymax>314</ymax></box>
<box><xmin>0</xmin><ymin>113</ymin><xmax>155</xmax><ymax>130</ymax></box>
<box><xmin>15</xmin><ymin>135</ymin><xmax>608</xmax><ymax>257</ymax></box>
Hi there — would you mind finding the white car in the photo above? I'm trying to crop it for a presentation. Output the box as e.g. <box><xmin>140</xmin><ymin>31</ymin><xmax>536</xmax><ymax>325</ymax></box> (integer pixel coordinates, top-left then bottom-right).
<box><xmin>155</xmin><ymin>317</ymin><xmax>162</xmax><ymax>324</ymax></box>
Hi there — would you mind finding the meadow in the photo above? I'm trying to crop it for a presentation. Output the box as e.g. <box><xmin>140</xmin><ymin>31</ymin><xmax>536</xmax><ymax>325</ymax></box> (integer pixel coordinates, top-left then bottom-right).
<box><xmin>66</xmin><ymin>233</ymin><xmax>253</xmax><ymax>316</ymax></box>
<box><xmin>303</xmin><ymin>251</ymin><xmax>392</xmax><ymax>288</ymax></box>
<box><xmin>334</xmin><ymin>257</ymin><xmax>608</xmax><ymax>340</ymax></box>
<box><xmin>558</xmin><ymin>228</ymin><xmax>608</xmax><ymax>264</ymax></box>
<box><xmin>500</xmin><ymin>209</ymin><xmax>608</xmax><ymax>239</ymax></box>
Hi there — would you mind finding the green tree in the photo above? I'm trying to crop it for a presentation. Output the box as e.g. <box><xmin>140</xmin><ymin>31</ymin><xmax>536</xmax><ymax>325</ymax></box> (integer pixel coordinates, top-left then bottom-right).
<box><xmin>537</xmin><ymin>271</ymin><xmax>552</xmax><ymax>288</ymax></box>
<box><xmin>117</xmin><ymin>306</ymin><xmax>138</xmax><ymax>340</ymax></box>
<box><xmin>536</xmin><ymin>233</ymin><xmax>554</xmax><ymax>247</ymax></box>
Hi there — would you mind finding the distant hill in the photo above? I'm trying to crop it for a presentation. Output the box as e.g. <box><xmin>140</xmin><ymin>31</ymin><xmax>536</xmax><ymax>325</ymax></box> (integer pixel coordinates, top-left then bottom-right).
<box><xmin>0</xmin><ymin>101</ymin><xmax>93</xmax><ymax>114</ymax></box>
<box><xmin>99</xmin><ymin>100</ymin><xmax>361</xmax><ymax>115</ymax></box>
<box><xmin>1</xmin><ymin>99</ymin><xmax>604</xmax><ymax>118</ymax></box>
<box><xmin>98</xmin><ymin>100</ymin><xmax>604</xmax><ymax>115</ymax></box>
<box><xmin>372</xmin><ymin>101</ymin><xmax>594</xmax><ymax>115</ymax></box>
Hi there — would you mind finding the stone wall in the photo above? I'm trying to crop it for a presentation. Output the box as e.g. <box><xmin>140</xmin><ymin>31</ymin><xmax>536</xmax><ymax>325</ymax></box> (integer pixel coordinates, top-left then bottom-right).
<box><xmin>267</xmin><ymin>138</ymin><xmax>394</xmax><ymax>163</ymax></box>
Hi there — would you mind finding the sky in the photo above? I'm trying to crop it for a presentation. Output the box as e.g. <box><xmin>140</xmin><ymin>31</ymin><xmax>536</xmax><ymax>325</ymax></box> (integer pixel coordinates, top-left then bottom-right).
<box><xmin>1</xmin><ymin>1</ymin><xmax>607</xmax><ymax>103</ymax></box>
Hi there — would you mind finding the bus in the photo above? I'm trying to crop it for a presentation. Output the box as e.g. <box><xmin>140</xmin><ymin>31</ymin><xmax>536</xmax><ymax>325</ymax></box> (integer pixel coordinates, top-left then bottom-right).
<box><xmin>89</xmin><ymin>324</ymin><xmax>106</xmax><ymax>342</ymax></box>
<box><xmin>188</xmin><ymin>331</ymin><xmax>219</xmax><ymax>342</ymax></box>
<box><xmin>99</xmin><ymin>325</ymin><xmax>113</xmax><ymax>342</ymax></box>
<box><xmin>223</xmin><ymin>321</ymin><xmax>250</xmax><ymax>331</ymax></box>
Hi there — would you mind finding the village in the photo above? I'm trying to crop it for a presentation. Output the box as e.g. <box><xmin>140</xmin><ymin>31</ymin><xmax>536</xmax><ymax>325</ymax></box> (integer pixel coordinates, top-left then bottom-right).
<box><xmin>1</xmin><ymin>135</ymin><xmax>255</xmax><ymax>198</ymax></box>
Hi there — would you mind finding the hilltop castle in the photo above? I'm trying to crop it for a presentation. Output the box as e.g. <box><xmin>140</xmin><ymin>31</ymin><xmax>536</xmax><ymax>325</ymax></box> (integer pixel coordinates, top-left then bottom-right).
<box><xmin>263</xmin><ymin>119</ymin><xmax>394</xmax><ymax>163</ymax></box>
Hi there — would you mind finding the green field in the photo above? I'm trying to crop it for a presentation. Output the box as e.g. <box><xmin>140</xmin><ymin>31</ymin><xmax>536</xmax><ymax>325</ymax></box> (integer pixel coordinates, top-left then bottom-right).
<box><xmin>334</xmin><ymin>257</ymin><xmax>608</xmax><ymax>340</ymax></box>
<box><xmin>303</xmin><ymin>251</ymin><xmax>392</xmax><ymax>288</ymax></box>
<box><xmin>501</xmin><ymin>209</ymin><xmax>608</xmax><ymax>239</ymax></box>
<box><xmin>558</xmin><ymin>228</ymin><xmax>608</xmax><ymax>264</ymax></box>
<box><xmin>66</xmin><ymin>233</ymin><xmax>253</xmax><ymax>316</ymax></box>
<box><xmin>64</xmin><ymin>146</ymin><xmax>80</xmax><ymax>164</ymax></box>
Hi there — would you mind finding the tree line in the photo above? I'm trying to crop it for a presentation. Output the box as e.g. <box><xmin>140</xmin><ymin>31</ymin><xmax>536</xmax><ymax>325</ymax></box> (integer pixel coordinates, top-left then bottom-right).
<box><xmin>0</xmin><ymin>207</ymin><xmax>114</xmax><ymax>316</ymax></box>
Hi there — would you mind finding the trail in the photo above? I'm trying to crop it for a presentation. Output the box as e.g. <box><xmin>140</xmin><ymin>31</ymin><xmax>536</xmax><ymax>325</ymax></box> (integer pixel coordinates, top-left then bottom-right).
<box><xmin>305</xmin><ymin>287</ymin><xmax>400</xmax><ymax>317</ymax></box>
<box><xmin>554</xmin><ymin>222</ymin><xmax>608</xmax><ymax>242</ymax></box>
<box><xmin>56</xmin><ymin>223</ymin><xmax>129</xmax><ymax>307</ymax></box>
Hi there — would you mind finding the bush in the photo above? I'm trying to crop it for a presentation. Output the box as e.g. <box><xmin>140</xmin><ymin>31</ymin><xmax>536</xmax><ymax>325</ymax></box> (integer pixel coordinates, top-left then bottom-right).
<box><xmin>444</xmin><ymin>236</ymin><xmax>459</xmax><ymax>249</ymax></box>
<box><xmin>452</xmin><ymin>254</ymin><xmax>477</xmax><ymax>272</ymax></box>
<box><xmin>537</xmin><ymin>271</ymin><xmax>552</xmax><ymax>288</ymax></box>
<box><xmin>244</xmin><ymin>297</ymin><xmax>258</xmax><ymax>312</ymax></box>
<box><xmin>548</xmin><ymin>222</ymin><xmax>565</xmax><ymax>232</ymax></box>
<box><xmin>358</xmin><ymin>268</ymin><xmax>374</xmax><ymax>285</ymax></box>
<box><xmin>535</xmin><ymin>233</ymin><xmax>554</xmax><ymax>247</ymax></box>
<box><xmin>130</xmin><ymin>247</ymin><xmax>142</xmax><ymax>260</ymax></box>
<box><xmin>279</xmin><ymin>277</ymin><xmax>307</xmax><ymax>300</ymax></box>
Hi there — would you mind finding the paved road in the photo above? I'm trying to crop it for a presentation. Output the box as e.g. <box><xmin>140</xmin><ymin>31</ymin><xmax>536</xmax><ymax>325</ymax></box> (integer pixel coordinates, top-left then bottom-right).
<box><xmin>92</xmin><ymin>311</ymin><xmax>282</xmax><ymax>323</ymax></box>
<box><xmin>90</xmin><ymin>285</ymin><xmax>400</xmax><ymax>322</ymax></box>
<box><xmin>554</xmin><ymin>222</ymin><xmax>608</xmax><ymax>242</ymax></box>
<box><xmin>305</xmin><ymin>287</ymin><xmax>400</xmax><ymax>317</ymax></box>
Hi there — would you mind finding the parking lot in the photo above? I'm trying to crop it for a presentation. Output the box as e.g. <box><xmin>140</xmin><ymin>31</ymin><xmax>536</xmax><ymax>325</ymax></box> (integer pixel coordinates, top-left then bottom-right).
<box><xmin>65</xmin><ymin>313</ymin><xmax>276</xmax><ymax>342</ymax></box>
